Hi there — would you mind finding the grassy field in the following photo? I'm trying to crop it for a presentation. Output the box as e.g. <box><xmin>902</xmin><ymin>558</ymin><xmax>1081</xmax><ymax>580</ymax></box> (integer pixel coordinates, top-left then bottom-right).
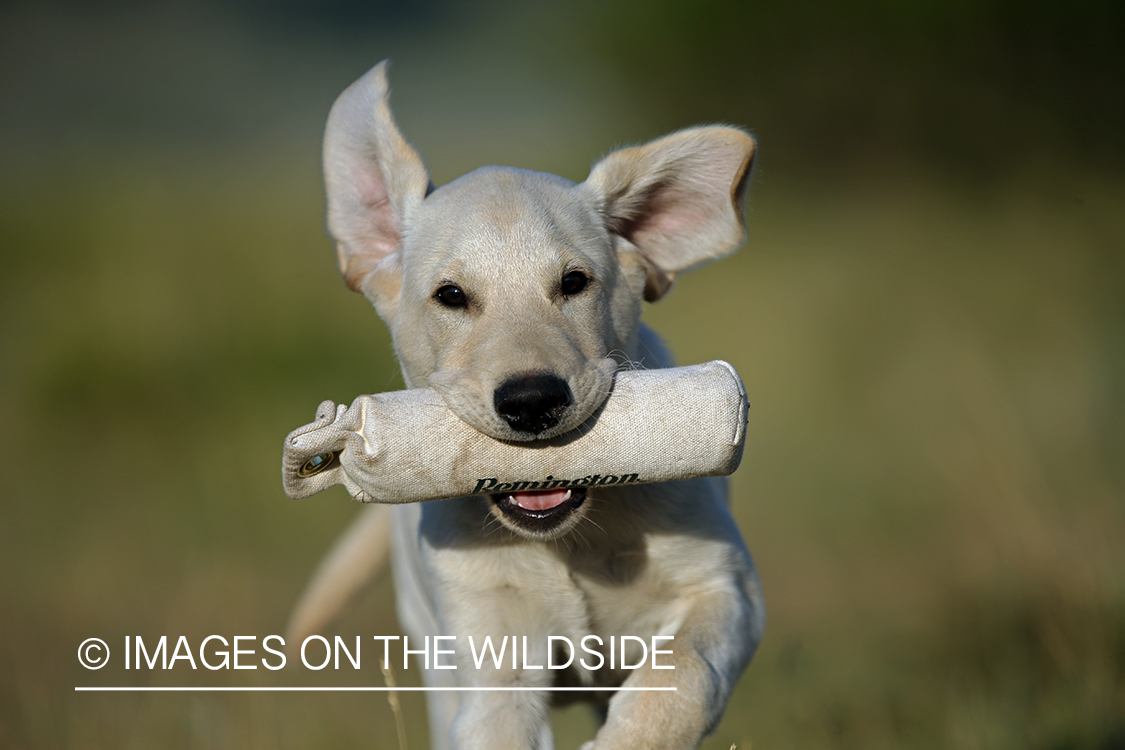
<box><xmin>1</xmin><ymin>2</ymin><xmax>1122</xmax><ymax>748</ymax></box>
<box><xmin>2</xmin><ymin>146</ymin><xmax>1121</xmax><ymax>749</ymax></box>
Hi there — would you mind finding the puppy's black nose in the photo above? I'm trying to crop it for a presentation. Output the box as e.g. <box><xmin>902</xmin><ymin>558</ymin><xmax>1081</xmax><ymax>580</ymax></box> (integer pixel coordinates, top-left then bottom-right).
<box><xmin>494</xmin><ymin>373</ymin><xmax>572</xmax><ymax>434</ymax></box>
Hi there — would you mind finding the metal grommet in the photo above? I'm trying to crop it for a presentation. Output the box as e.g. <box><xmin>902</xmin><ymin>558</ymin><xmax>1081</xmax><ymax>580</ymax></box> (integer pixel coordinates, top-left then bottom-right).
<box><xmin>297</xmin><ymin>451</ymin><xmax>337</xmax><ymax>478</ymax></box>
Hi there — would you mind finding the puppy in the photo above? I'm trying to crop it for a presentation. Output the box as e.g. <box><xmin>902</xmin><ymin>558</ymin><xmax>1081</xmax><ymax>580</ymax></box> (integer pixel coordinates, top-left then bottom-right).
<box><xmin>292</xmin><ymin>61</ymin><xmax>764</xmax><ymax>750</ymax></box>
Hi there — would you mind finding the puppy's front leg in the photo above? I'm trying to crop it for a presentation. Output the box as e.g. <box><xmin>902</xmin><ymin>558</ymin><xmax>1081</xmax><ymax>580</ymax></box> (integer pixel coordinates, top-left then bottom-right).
<box><xmin>586</xmin><ymin>588</ymin><xmax>762</xmax><ymax>750</ymax></box>
<box><xmin>444</xmin><ymin>630</ymin><xmax>556</xmax><ymax>750</ymax></box>
<box><xmin>429</xmin><ymin>573</ymin><xmax>561</xmax><ymax>749</ymax></box>
<box><xmin>451</xmin><ymin>685</ymin><xmax>554</xmax><ymax>750</ymax></box>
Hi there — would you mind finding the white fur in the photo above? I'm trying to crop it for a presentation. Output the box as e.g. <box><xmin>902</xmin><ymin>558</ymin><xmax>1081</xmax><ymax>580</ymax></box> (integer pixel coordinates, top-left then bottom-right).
<box><xmin>294</xmin><ymin>60</ymin><xmax>764</xmax><ymax>750</ymax></box>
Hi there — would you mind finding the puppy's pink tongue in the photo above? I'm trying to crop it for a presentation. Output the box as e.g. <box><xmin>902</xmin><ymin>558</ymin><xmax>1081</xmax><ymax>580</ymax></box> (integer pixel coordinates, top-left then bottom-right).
<box><xmin>510</xmin><ymin>489</ymin><xmax>572</xmax><ymax>511</ymax></box>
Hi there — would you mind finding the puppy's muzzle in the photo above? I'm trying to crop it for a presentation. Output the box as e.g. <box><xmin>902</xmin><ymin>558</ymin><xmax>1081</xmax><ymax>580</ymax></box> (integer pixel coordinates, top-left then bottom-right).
<box><xmin>494</xmin><ymin>373</ymin><xmax>572</xmax><ymax>435</ymax></box>
<box><xmin>491</xmin><ymin>487</ymin><xmax>587</xmax><ymax>537</ymax></box>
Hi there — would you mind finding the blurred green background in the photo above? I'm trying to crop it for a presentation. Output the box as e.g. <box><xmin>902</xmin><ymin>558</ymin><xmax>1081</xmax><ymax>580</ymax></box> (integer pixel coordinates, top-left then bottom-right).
<box><xmin>2</xmin><ymin>0</ymin><xmax>1123</xmax><ymax>748</ymax></box>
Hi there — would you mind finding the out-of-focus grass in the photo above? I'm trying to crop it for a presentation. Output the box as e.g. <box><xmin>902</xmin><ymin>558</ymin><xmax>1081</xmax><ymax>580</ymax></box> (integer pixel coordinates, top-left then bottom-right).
<box><xmin>649</xmin><ymin>168</ymin><xmax>1125</xmax><ymax>750</ymax></box>
<box><xmin>2</xmin><ymin>145</ymin><xmax>1123</xmax><ymax>748</ymax></box>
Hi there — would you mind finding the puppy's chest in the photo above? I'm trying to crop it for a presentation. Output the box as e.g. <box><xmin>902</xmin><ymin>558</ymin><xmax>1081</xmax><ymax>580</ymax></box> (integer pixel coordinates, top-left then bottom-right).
<box><xmin>566</xmin><ymin>542</ymin><xmax>696</xmax><ymax>637</ymax></box>
<box><xmin>487</xmin><ymin>539</ymin><xmax>693</xmax><ymax>640</ymax></box>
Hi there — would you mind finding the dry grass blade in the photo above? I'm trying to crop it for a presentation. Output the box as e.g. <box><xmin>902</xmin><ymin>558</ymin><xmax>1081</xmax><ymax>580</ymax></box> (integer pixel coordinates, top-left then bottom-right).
<box><xmin>380</xmin><ymin>658</ymin><xmax>409</xmax><ymax>750</ymax></box>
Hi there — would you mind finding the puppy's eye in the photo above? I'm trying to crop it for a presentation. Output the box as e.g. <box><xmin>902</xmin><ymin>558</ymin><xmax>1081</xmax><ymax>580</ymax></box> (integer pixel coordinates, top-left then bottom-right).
<box><xmin>434</xmin><ymin>284</ymin><xmax>468</xmax><ymax>308</ymax></box>
<box><xmin>560</xmin><ymin>270</ymin><xmax>589</xmax><ymax>297</ymax></box>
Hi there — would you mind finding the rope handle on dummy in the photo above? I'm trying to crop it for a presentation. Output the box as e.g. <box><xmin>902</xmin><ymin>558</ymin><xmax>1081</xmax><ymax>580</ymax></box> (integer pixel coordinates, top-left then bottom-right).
<box><xmin>282</xmin><ymin>360</ymin><xmax>749</xmax><ymax>504</ymax></box>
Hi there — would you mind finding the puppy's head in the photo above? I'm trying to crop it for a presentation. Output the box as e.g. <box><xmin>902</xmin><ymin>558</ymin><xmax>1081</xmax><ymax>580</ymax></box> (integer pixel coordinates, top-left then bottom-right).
<box><xmin>322</xmin><ymin>61</ymin><xmax>754</xmax><ymax>538</ymax></box>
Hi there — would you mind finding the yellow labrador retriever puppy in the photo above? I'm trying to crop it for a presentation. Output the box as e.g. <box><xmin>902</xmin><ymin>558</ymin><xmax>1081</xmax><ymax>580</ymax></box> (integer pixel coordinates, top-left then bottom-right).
<box><xmin>296</xmin><ymin>60</ymin><xmax>764</xmax><ymax>750</ymax></box>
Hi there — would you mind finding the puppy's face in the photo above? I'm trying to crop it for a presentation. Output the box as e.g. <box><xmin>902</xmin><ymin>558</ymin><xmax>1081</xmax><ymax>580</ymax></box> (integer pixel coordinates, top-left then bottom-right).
<box><xmin>323</xmin><ymin>63</ymin><xmax>754</xmax><ymax>540</ymax></box>
<box><xmin>384</xmin><ymin>168</ymin><xmax>648</xmax><ymax>539</ymax></box>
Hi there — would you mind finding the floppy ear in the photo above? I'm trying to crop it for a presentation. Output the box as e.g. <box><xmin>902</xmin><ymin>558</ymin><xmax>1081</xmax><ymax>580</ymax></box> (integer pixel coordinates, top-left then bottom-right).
<box><xmin>323</xmin><ymin>61</ymin><xmax>430</xmax><ymax>313</ymax></box>
<box><xmin>583</xmin><ymin>126</ymin><xmax>755</xmax><ymax>301</ymax></box>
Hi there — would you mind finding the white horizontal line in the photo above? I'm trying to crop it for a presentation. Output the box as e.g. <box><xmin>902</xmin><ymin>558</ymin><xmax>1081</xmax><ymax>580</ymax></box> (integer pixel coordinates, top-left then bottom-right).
<box><xmin>75</xmin><ymin>686</ymin><xmax>675</xmax><ymax>692</ymax></box>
